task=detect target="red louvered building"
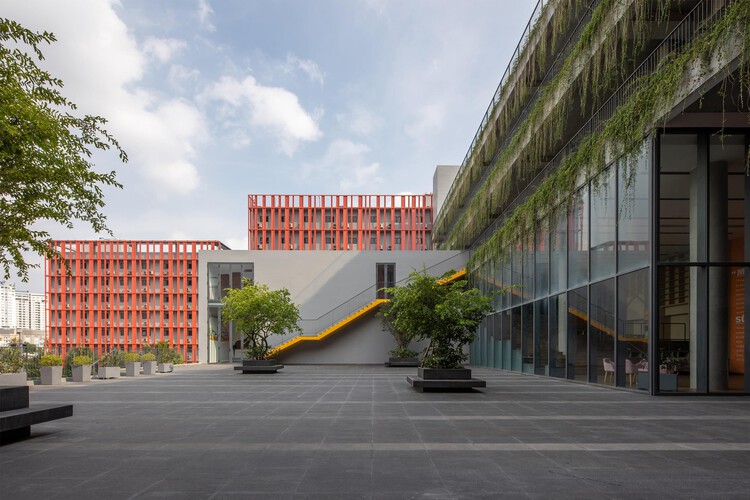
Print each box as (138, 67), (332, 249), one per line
(45, 240), (227, 362)
(247, 194), (432, 251)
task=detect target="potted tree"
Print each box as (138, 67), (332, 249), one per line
(124, 352), (141, 376)
(379, 289), (420, 367)
(141, 353), (157, 375)
(71, 355), (93, 382)
(221, 278), (301, 374)
(39, 354), (63, 385)
(385, 269), (493, 391)
(659, 353), (680, 391)
(98, 349), (122, 379)
(0, 347), (27, 386)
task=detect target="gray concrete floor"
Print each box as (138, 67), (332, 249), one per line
(2, 364), (750, 499)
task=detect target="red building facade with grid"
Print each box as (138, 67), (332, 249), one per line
(248, 194), (432, 251)
(45, 240), (226, 362)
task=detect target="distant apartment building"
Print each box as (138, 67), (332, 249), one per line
(45, 240), (227, 361)
(0, 282), (15, 330)
(247, 194), (432, 251)
(15, 291), (45, 331)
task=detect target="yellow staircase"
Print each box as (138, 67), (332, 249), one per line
(269, 269), (468, 357)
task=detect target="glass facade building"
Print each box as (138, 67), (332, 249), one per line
(434, 0), (750, 394)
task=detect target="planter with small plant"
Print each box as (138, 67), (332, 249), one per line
(141, 353), (157, 375)
(71, 355), (93, 382)
(383, 269), (493, 391)
(124, 352), (141, 376)
(98, 349), (122, 379)
(39, 354), (63, 385)
(0, 347), (27, 386)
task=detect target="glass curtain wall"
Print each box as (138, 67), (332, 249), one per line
(206, 262), (254, 363)
(658, 131), (749, 393)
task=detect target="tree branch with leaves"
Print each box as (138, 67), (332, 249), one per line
(0, 18), (127, 280)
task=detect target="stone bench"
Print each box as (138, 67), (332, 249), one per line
(0, 386), (73, 445)
(234, 359), (284, 374)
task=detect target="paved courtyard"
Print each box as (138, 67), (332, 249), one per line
(2, 364), (750, 499)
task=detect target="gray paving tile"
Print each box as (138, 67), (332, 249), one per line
(2, 364), (750, 499)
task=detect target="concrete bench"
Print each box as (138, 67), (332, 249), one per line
(234, 360), (284, 374)
(0, 386), (73, 445)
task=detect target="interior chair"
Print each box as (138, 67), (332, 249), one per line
(603, 358), (615, 384)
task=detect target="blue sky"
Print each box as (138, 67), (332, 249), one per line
(5, 0), (537, 291)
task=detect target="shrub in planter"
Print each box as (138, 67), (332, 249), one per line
(380, 298), (420, 366)
(221, 279), (301, 362)
(0, 347), (27, 385)
(40, 354), (63, 385)
(71, 355), (93, 382)
(141, 353), (157, 374)
(124, 352), (141, 376)
(98, 349), (123, 379)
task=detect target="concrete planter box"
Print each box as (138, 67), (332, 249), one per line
(125, 362), (141, 377)
(142, 361), (157, 375)
(385, 357), (420, 367)
(40, 366), (63, 385)
(408, 367), (486, 392)
(98, 366), (121, 379)
(72, 364), (92, 382)
(158, 363), (173, 373)
(0, 373), (27, 386)
(234, 359), (284, 374)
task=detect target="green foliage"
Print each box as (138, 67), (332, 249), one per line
(123, 352), (140, 363)
(221, 279), (302, 360)
(141, 353), (156, 362)
(388, 347), (419, 359)
(379, 293), (419, 354)
(71, 355), (92, 366)
(0, 18), (127, 281)
(39, 354), (62, 366)
(385, 269), (493, 369)
(64, 346), (95, 376)
(99, 348), (124, 367)
(142, 342), (183, 364)
(0, 347), (22, 373)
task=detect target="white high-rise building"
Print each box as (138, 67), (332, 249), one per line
(0, 282), (16, 330)
(15, 291), (46, 331)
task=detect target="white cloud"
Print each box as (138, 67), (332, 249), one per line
(167, 64), (201, 93)
(404, 102), (446, 139)
(197, 0), (215, 32)
(201, 75), (322, 155)
(336, 103), (380, 136)
(3, 0), (208, 196)
(318, 139), (384, 192)
(283, 54), (325, 85)
(143, 37), (186, 63)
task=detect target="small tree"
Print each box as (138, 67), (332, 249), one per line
(380, 286), (419, 359)
(0, 18), (127, 281)
(385, 269), (493, 369)
(221, 279), (301, 360)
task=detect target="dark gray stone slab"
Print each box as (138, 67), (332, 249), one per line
(0, 385), (30, 411)
(407, 375), (486, 392)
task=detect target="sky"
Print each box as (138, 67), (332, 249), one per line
(4, 0), (537, 292)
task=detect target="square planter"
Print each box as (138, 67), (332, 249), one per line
(659, 373), (678, 392)
(158, 362), (173, 373)
(385, 357), (420, 367)
(125, 361), (141, 377)
(72, 364), (92, 382)
(418, 367), (472, 380)
(98, 366), (121, 379)
(0, 373), (28, 386)
(408, 367), (486, 392)
(40, 366), (63, 385)
(142, 361), (157, 375)
(234, 359), (284, 374)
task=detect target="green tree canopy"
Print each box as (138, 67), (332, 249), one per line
(221, 279), (302, 360)
(0, 18), (127, 280)
(384, 269), (493, 369)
